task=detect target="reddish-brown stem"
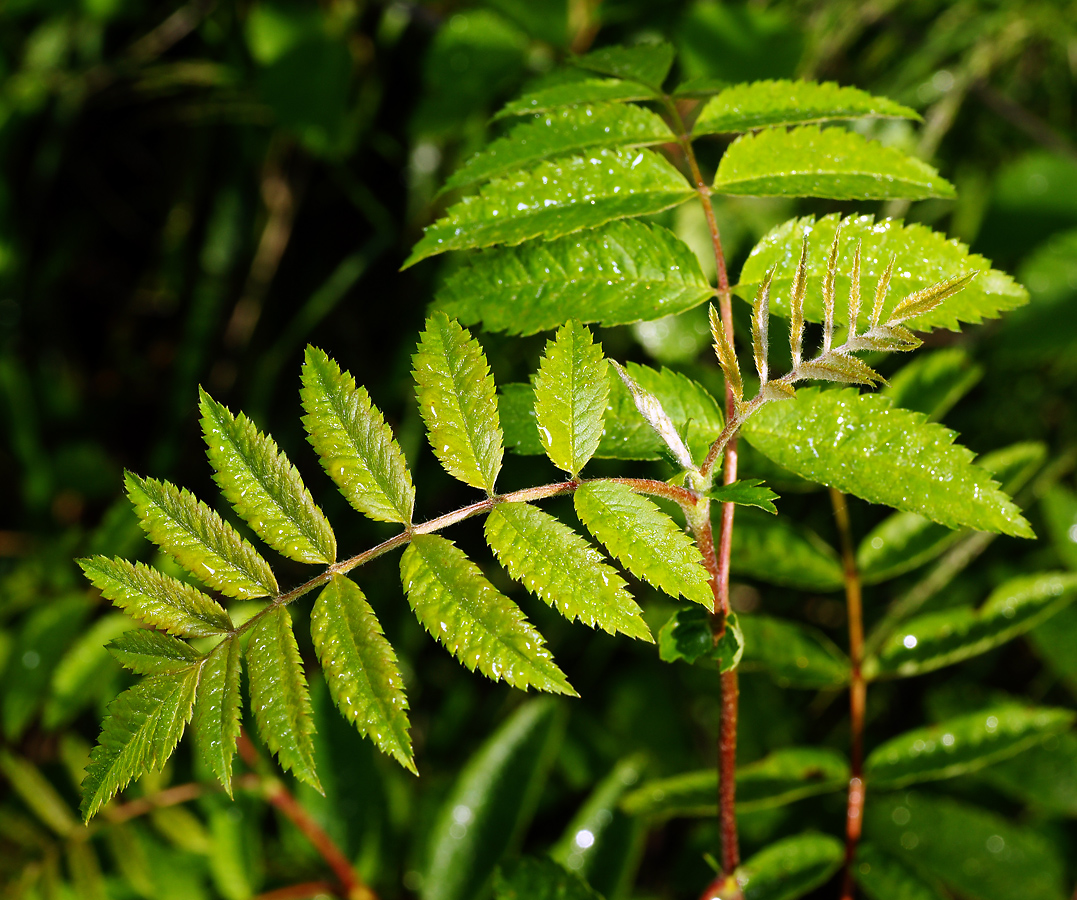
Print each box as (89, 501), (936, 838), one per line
(107, 782), (206, 824)
(830, 489), (865, 900)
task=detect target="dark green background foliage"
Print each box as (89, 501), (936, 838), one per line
(2, 1), (1077, 899)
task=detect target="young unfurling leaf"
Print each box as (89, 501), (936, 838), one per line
(751, 270), (773, 384)
(887, 272), (978, 326)
(790, 235), (808, 367)
(822, 223), (842, 353)
(847, 239), (863, 335)
(709, 303), (743, 405)
(797, 354), (885, 387)
(609, 361), (695, 471)
(871, 256), (896, 329)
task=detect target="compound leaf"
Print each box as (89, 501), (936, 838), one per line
(79, 556), (233, 637)
(731, 509), (844, 591)
(573, 41), (675, 88)
(401, 534), (575, 695)
(534, 321), (608, 476)
(865, 572), (1077, 679)
(301, 346), (414, 524)
(736, 833), (845, 900)
(200, 389), (336, 565)
(437, 219), (713, 335)
(107, 631), (201, 675)
(246, 605), (320, 791)
(486, 502), (651, 641)
(695, 79), (918, 135)
(80, 666), (199, 820)
(574, 480), (713, 606)
(865, 706), (1075, 789)
(311, 575), (414, 772)
(494, 79), (657, 120)
(713, 126), (955, 200)
(743, 389), (1033, 537)
(445, 103), (674, 191)
(414, 313), (504, 494)
(404, 148), (694, 268)
(739, 614), (851, 689)
(736, 214), (1028, 332)
(126, 474), (278, 599)
(192, 636), (243, 796)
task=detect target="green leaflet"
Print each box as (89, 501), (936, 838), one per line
(300, 346), (414, 525)
(192, 636), (243, 796)
(865, 572), (1077, 680)
(573, 41), (675, 87)
(0, 751), (79, 836)
(658, 607), (743, 671)
(574, 480), (713, 606)
(534, 321), (608, 476)
(707, 479), (779, 514)
(854, 844), (947, 900)
(742, 388), (1033, 537)
(444, 103), (674, 191)
(739, 614), (851, 689)
(984, 730), (1077, 817)
(736, 214), (1028, 332)
(401, 533), (575, 695)
(403, 148), (695, 268)
(107, 631), (201, 674)
(437, 220), (713, 336)
(672, 76), (729, 99)
(864, 791), (1065, 900)
(79, 556), (233, 637)
(694, 80), (918, 135)
(199, 390), (337, 565)
(246, 606), (321, 791)
(621, 747), (848, 819)
(494, 79), (657, 119)
(1042, 485), (1077, 570)
(736, 833), (845, 900)
(311, 575), (414, 772)
(882, 348), (984, 421)
(414, 313), (504, 494)
(485, 503), (651, 642)
(80, 666), (200, 820)
(865, 706), (1075, 789)
(424, 699), (565, 900)
(713, 126), (955, 200)
(125, 473), (279, 599)
(1029, 604), (1077, 696)
(501, 362), (723, 462)
(730, 509), (844, 591)
(494, 858), (601, 900)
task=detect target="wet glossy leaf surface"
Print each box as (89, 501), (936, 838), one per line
(739, 614), (851, 688)
(735, 832), (845, 900)
(494, 78), (657, 119)
(573, 41), (675, 87)
(658, 607), (742, 671)
(706, 479), (779, 514)
(192, 637), (243, 796)
(106, 630), (200, 675)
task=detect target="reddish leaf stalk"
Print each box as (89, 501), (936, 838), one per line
(830, 489), (866, 900)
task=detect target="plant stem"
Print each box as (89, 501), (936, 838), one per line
(830, 489), (865, 900)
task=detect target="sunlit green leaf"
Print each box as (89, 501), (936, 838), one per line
(192, 636), (243, 796)
(200, 389), (336, 565)
(854, 843), (947, 900)
(486, 502), (651, 642)
(739, 614), (851, 689)
(731, 508), (843, 590)
(404, 148), (694, 268)
(575, 480), (713, 606)
(714, 127), (954, 200)
(494, 78), (656, 119)
(706, 479), (779, 514)
(401, 533), (575, 695)
(414, 312), (504, 494)
(311, 575), (414, 771)
(125, 474), (279, 599)
(494, 858), (601, 900)
(573, 41), (675, 87)
(300, 346), (414, 524)
(743, 389), (1033, 537)
(736, 832), (845, 900)
(246, 605), (320, 791)
(736, 214), (1028, 332)
(695, 80), (917, 135)
(438, 219), (713, 336)
(658, 607), (742, 672)
(865, 572), (1077, 679)
(107, 630), (200, 675)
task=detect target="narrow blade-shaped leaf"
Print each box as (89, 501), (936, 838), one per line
(739, 614), (851, 689)
(301, 346), (414, 524)
(713, 127), (954, 200)
(414, 313), (503, 493)
(437, 220), (713, 335)
(736, 833), (845, 900)
(0, 751), (79, 836)
(743, 389), (1033, 537)
(311, 575), (414, 772)
(494, 79), (657, 119)
(200, 390), (336, 565)
(192, 636), (243, 796)
(621, 747), (849, 819)
(610, 361), (695, 470)
(731, 508), (843, 591)
(107, 631), (201, 674)
(854, 844), (947, 900)
(574, 480), (712, 606)
(485, 503), (651, 642)
(736, 214), (1028, 332)
(404, 148), (695, 268)
(126, 474), (278, 599)
(797, 353), (884, 387)
(79, 556), (232, 636)
(246, 606), (320, 791)
(445, 103), (674, 191)
(573, 41), (674, 87)
(865, 706), (1075, 789)
(534, 321), (608, 476)
(494, 858), (600, 900)
(865, 572), (1077, 679)
(401, 533), (575, 695)
(695, 80), (918, 135)
(710, 302), (743, 405)
(80, 667), (199, 820)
